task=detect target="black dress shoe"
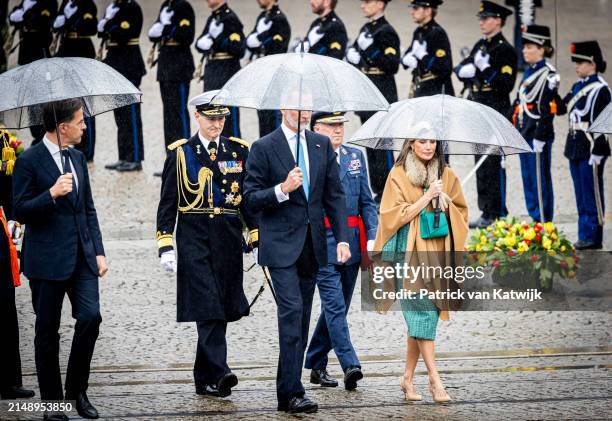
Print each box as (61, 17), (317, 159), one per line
(1, 385), (35, 399)
(104, 160), (125, 170)
(67, 392), (98, 419)
(574, 240), (602, 250)
(469, 215), (495, 229)
(116, 161), (142, 172)
(277, 401), (289, 412)
(344, 366), (363, 390)
(196, 384), (220, 397)
(287, 396), (318, 414)
(217, 372), (238, 397)
(43, 412), (69, 421)
(310, 368), (338, 387)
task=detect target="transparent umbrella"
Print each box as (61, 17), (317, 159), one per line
(589, 102), (612, 134)
(0, 57), (141, 129)
(212, 48), (389, 162)
(349, 95), (531, 155)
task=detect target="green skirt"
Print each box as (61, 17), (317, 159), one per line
(400, 296), (439, 341)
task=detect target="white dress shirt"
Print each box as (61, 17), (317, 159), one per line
(197, 131), (220, 153)
(274, 122), (310, 202)
(42, 136), (79, 191)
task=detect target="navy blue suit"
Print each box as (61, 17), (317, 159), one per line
(244, 127), (349, 403)
(305, 145), (377, 373)
(12, 141), (104, 400)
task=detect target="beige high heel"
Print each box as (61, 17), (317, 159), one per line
(429, 382), (451, 404)
(399, 376), (422, 401)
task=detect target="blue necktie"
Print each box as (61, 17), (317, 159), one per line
(296, 134), (309, 200)
(61, 149), (78, 205)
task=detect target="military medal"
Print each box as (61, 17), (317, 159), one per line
(209, 147), (217, 161)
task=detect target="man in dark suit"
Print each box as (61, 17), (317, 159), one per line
(12, 99), (107, 421)
(244, 107), (351, 414)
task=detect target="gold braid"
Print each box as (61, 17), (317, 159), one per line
(175, 146), (214, 212)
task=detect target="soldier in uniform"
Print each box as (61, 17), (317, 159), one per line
(504, 0), (541, 69)
(195, 0), (245, 139)
(454, 1), (517, 228)
(512, 24), (558, 223)
(557, 41), (610, 250)
(8, 0), (58, 143)
(294, 0), (347, 60)
(401, 0), (454, 97)
(304, 112), (377, 390)
(346, 0), (400, 204)
(0, 141), (35, 401)
(148, 0), (195, 176)
(52, 0), (98, 162)
(246, 0), (290, 137)
(156, 91), (258, 397)
(8, 0), (57, 65)
(98, 0), (146, 172)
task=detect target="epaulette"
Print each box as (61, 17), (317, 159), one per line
(167, 139), (188, 151)
(229, 136), (250, 149)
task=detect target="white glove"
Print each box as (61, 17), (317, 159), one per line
(367, 240), (375, 252)
(307, 25), (324, 47)
(474, 50), (491, 71)
(256, 16), (272, 34)
(500, 156), (506, 169)
(23, 0), (37, 12)
(196, 33), (213, 51)
(159, 6), (174, 26)
(246, 32), (261, 49)
(209, 19), (224, 39)
(64, 0), (78, 19)
(411, 40), (428, 60)
(9, 8), (25, 23)
(7, 221), (22, 246)
(547, 73), (560, 91)
(97, 18), (107, 33)
(402, 52), (417, 69)
(346, 47), (361, 65)
(294, 40), (310, 53)
(148, 21), (164, 38)
(533, 139), (546, 153)
(160, 250), (177, 273)
(457, 63), (476, 79)
(589, 154), (604, 166)
(105, 3), (119, 19)
(53, 14), (66, 29)
(357, 31), (373, 50)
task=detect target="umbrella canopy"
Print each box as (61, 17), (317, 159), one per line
(589, 102), (612, 134)
(0, 57), (141, 129)
(211, 52), (389, 112)
(349, 95), (532, 155)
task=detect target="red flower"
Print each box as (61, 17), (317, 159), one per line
(535, 234), (541, 242)
(530, 255), (538, 262)
(534, 224), (542, 233)
(560, 261), (569, 269)
(492, 260), (500, 268)
(507, 250), (516, 257)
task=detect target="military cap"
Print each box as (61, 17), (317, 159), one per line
(410, 0), (443, 8)
(189, 90), (230, 118)
(477, 1), (513, 19)
(521, 24), (552, 49)
(571, 41), (607, 72)
(311, 111), (349, 130)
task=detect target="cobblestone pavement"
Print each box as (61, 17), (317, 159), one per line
(4, 0), (612, 419)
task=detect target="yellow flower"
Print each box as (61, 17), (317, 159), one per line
(486, 226), (492, 232)
(517, 241), (529, 253)
(560, 245), (566, 252)
(551, 232), (558, 240)
(523, 228), (536, 241)
(504, 236), (517, 248)
(480, 235), (487, 244)
(547, 250), (556, 256)
(496, 220), (507, 229)
(544, 222), (555, 234)
(542, 237), (552, 250)
(475, 244), (482, 252)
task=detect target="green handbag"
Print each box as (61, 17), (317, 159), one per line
(420, 207), (449, 239)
